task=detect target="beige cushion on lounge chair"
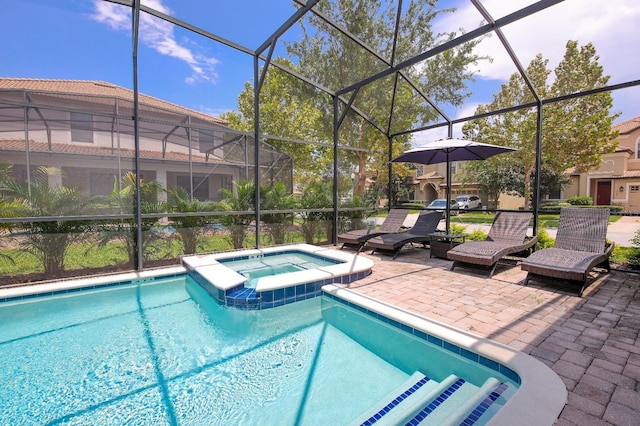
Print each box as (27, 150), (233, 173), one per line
(367, 210), (443, 259)
(521, 207), (613, 296)
(448, 211), (537, 277)
(337, 208), (409, 252)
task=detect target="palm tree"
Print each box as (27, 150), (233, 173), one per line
(219, 180), (255, 249)
(260, 181), (295, 245)
(0, 166), (96, 276)
(167, 186), (219, 254)
(96, 172), (167, 267)
(298, 182), (333, 244)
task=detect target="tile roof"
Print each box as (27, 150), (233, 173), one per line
(615, 170), (640, 178)
(612, 116), (640, 135)
(0, 138), (230, 164)
(0, 78), (227, 126)
(415, 171), (443, 180)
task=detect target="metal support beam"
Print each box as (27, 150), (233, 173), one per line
(337, 0), (563, 96)
(333, 95), (339, 245)
(132, 0), (144, 271)
(533, 103), (543, 236)
(254, 54), (262, 248)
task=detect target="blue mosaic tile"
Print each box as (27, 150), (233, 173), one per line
(427, 335), (443, 346)
(479, 356), (500, 371)
(359, 375), (431, 425)
(284, 286), (295, 299)
(459, 382), (509, 425)
(443, 341), (460, 354)
(261, 290), (274, 303)
(274, 288), (284, 301)
(461, 348), (479, 362)
(499, 365), (520, 384)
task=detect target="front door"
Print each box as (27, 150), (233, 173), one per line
(596, 181), (611, 205)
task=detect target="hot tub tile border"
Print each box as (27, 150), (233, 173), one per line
(188, 266), (372, 310)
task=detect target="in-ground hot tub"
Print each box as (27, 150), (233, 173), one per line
(182, 244), (373, 309)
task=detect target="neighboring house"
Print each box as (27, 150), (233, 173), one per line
(409, 117), (640, 211)
(564, 116), (640, 212)
(409, 163), (492, 208)
(0, 78), (292, 202)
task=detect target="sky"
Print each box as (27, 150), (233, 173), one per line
(2, 0), (639, 144)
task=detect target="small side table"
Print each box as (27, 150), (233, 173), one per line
(428, 233), (467, 259)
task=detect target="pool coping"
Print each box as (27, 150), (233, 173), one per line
(322, 284), (568, 426)
(0, 267), (187, 302)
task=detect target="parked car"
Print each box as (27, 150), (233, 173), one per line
(426, 198), (460, 216)
(455, 195), (482, 210)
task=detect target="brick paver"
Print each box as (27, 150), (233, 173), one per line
(335, 245), (640, 425)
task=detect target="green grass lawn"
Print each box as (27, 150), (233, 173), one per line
(0, 214), (635, 280)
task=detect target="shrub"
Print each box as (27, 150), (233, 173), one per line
(398, 202), (426, 210)
(539, 201), (571, 210)
(536, 225), (555, 249)
(450, 223), (467, 235)
(567, 196), (593, 206)
(466, 227), (488, 241)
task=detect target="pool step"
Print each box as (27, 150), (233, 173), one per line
(350, 373), (460, 426)
(352, 373), (512, 426)
(451, 381), (516, 426)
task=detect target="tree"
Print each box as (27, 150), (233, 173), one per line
(462, 156), (523, 209)
(297, 180), (333, 244)
(221, 59), (328, 186)
(227, 1), (484, 194)
(260, 181), (296, 245)
(167, 187), (219, 255)
(218, 180), (255, 249)
(96, 172), (168, 267)
(0, 166), (96, 276)
(463, 41), (619, 208)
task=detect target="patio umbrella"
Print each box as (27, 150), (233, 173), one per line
(392, 138), (517, 233)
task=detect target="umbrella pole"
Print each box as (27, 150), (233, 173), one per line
(445, 150), (451, 234)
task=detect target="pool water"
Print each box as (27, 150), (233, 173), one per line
(0, 275), (516, 425)
(219, 252), (339, 288)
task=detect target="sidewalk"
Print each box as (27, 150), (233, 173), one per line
(393, 213), (640, 247)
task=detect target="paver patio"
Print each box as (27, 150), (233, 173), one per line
(336, 246), (640, 425)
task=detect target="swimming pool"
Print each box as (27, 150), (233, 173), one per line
(182, 244), (374, 309)
(0, 267), (566, 425)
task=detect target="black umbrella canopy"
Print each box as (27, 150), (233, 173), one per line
(392, 138), (517, 164)
(392, 138), (517, 233)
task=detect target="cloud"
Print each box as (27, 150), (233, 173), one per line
(91, 0), (219, 84)
(432, 0), (640, 121)
(436, 0), (640, 83)
(411, 102), (482, 147)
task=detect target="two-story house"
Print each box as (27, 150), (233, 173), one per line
(0, 78), (292, 201)
(564, 116), (640, 212)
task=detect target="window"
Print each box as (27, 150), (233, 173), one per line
(70, 112), (93, 143)
(176, 175), (209, 201)
(631, 185), (639, 193)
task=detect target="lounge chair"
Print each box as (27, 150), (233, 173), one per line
(448, 211), (537, 277)
(337, 208), (409, 252)
(366, 210), (443, 258)
(521, 207), (614, 296)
